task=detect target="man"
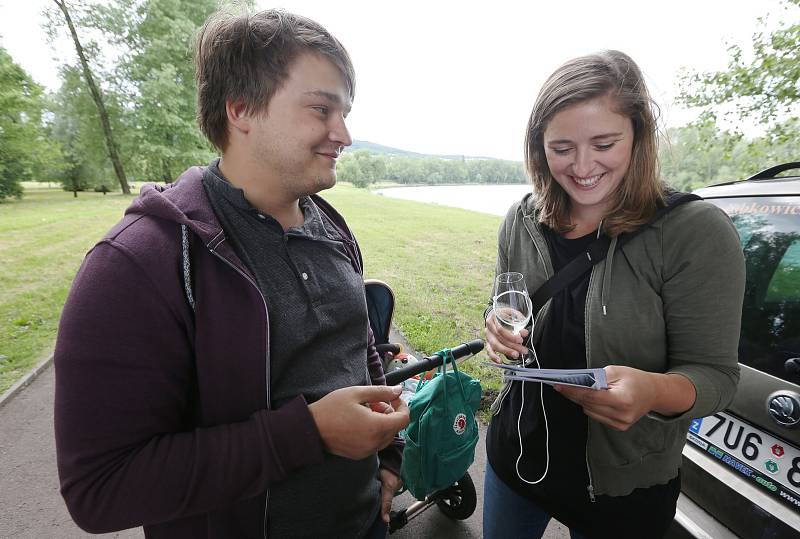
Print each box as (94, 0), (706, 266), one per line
(54, 8), (408, 538)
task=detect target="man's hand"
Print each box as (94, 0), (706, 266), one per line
(379, 468), (402, 523)
(484, 309), (529, 364)
(309, 385), (410, 460)
(555, 365), (696, 431)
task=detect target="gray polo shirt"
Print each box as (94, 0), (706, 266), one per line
(202, 163), (380, 538)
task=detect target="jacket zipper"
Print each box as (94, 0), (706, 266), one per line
(208, 245), (273, 538)
(522, 213), (553, 342)
(584, 262), (598, 502)
(495, 214), (554, 411)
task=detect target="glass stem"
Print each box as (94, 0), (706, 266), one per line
(514, 330), (528, 366)
(522, 327), (536, 367)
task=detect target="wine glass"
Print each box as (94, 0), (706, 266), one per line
(493, 272), (532, 365)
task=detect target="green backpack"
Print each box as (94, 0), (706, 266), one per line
(400, 350), (482, 499)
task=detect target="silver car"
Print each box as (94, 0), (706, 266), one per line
(670, 163), (800, 538)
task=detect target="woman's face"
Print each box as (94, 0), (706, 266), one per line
(543, 94), (634, 220)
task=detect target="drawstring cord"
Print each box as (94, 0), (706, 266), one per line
(181, 224), (196, 312)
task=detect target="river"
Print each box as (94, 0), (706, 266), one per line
(372, 184), (532, 217)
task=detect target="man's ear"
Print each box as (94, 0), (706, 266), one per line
(226, 101), (252, 134)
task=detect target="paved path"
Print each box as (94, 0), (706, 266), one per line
(0, 364), (140, 538)
(0, 359), (568, 538)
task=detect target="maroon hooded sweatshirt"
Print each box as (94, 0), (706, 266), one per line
(53, 167), (401, 537)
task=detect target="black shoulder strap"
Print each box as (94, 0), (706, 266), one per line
(529, 234), (611, 315)
(529, 192), (700, 315)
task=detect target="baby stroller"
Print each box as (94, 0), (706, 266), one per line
(364, 279), (484, 533)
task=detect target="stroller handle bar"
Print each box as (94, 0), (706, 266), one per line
(384, 339), (484, 386)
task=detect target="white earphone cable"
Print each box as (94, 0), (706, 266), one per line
(514, 336), (549, 485)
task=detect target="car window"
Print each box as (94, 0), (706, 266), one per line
(766, 242), (800, 302)
(709, 197), (800, 387)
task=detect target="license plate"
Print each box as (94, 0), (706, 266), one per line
(687, 411), (800, 513)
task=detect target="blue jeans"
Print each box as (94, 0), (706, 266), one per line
(483, 462), (588, 539)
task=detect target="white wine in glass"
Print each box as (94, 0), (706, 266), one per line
(493, 272), (532, 365)
(494, 294), (532, 334)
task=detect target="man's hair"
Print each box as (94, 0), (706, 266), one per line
(524, 50), (665, 236)
(193, 8), (355, 151)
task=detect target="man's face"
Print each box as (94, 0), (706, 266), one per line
(248, 52), (353, 198)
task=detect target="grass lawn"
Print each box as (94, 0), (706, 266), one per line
(0, 184), (505, 396)
(0, 189), (136, 393)
(326, 185), (503, 392)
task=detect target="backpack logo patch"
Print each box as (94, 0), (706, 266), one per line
(453, 413), (467, 435)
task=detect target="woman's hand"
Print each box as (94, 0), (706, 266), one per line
(554, 365), (696, 431)
(484, 309), (530, 364)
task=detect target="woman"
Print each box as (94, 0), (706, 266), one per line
(482, 50), (745, 539)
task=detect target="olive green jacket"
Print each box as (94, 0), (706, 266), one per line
(490, 193), (745, 497)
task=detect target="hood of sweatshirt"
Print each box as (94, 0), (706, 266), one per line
(123, 166), (224, 246)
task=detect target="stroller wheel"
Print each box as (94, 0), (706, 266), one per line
(434, 472), (477, 520)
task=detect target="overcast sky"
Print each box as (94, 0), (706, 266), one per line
(0, 0), (789, 160)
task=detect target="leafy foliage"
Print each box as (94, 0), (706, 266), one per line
(660, 120), (799, 190)
(46, 0), (219, 188)
(49, 65), (130, 193)
(678, 0), (799, 145)
(338, 151), (526, 188)
(51, 0), (131, 194)
(109, 0), (219, 182)
(0, 47), (62, 199)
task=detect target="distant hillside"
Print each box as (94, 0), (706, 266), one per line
(348, 140), (500, 161)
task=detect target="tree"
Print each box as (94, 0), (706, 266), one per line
(52, 0), (131, 194)
(677, 0), (800, 145)
(0, 46), (62, 199)
(448, 161), (468, 183)
(106, 0), (219, 182)
(386, 156), (424, 184)
(46, 0), (224, 186)
(352, 150), (386, 185)
(660, 121), (730, 190)
(50, 66), (129, 194)
(336, 154), (365, 186)
(659, 120), (799, 190)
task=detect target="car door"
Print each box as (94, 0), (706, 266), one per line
(679, 195), (800, 538)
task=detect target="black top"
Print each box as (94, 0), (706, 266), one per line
(487, 225), (680, 538)
(516, 226), (594, 504)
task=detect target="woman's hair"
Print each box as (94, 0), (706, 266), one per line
(194, 8), (355, 152)
(524, 50), (665, 236)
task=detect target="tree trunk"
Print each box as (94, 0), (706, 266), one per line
(54, 0), (130, 195)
